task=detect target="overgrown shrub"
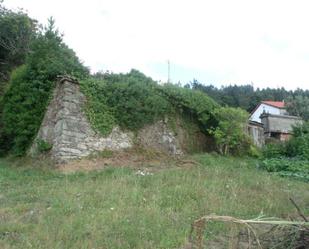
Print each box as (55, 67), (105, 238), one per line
(36, 139), (52, 153)
(262, 122), (309, 160)
(261, 158), (309, 182)
(285, 122), (309, 160)
(81, 70), (172, 133)
(81, 71), (220, 136)
(260, 122), (309, 181)
(261, 142), (286, 159)
(208, 107), (251, 155)
(103, 70), (172, 130)
(81, 73), (254, 156)
(0, 18), (88, 155)
(159, 84), (219, 133)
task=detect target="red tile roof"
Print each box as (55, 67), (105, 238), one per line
(262, 101), (285, 108)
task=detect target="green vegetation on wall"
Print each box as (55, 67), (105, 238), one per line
(0, 4), (253, 157)
(0, 18), (89, 155)
(80, 70), (218, 135)
(159, 83), (219, 134)
(80, 70), (173, 135)
(80, 71), (252, 156)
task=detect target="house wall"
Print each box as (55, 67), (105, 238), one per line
(250, 104), (282, 123)
(261, 114), (302, 134)
(279, 133), (292, 142)
(247, 123), (264, 147)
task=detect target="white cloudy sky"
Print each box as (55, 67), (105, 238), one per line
(4, 0), (309, 89)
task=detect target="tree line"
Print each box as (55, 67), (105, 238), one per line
(185, 79), (309, 120)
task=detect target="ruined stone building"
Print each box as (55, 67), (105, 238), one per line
(30, 76), (209, 163)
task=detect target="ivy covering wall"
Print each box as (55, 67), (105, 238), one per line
(80, 70), (219, 137)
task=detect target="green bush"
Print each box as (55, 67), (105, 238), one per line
(208, 107), (251, 155)
(159, 84), (219, 133)
(36, 139), (52, 153)
(262, 142), (286, 159)
(263, 122), (309, 160)
(260, 122), (309, 181)
(81, 70), (172, 133)
(285, 135), (309, 160)
(0, 18), (88, 155)
(261, 157), (309, 182)
(285, 122), (309, 160)
(103, 70), (172, 130)
(247, 145), (262, 158)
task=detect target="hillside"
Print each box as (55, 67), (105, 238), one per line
(0, 154), (308, 249)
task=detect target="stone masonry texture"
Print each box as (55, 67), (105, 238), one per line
(31, 77), (206, 163)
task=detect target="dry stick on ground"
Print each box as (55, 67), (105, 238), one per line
(189, 214), (309, 249)
(289, 197), (308, 222)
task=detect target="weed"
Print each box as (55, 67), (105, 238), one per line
(0, 154), (308, 248)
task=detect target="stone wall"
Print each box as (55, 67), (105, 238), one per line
(31, 77), (208, 163)
(30, 77), (133, 162)
(137, 116), (210, 155)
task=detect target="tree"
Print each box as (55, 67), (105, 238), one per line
(209, 107), (250, 155)
(0, 4), (37, 83)
(1, 17), (89, 155)
(286, 95), (309, 121)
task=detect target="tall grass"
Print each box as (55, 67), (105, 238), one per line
(0, 154), (308, 248)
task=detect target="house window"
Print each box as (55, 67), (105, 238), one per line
(269, 132), (280, 139)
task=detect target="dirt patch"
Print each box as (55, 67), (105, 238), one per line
(56, 148), (199, 173)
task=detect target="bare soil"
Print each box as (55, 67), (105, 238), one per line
(56, 148), (199, 173)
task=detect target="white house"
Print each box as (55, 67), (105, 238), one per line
(249, 101), (287, 123)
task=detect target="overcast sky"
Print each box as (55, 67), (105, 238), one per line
(4, 0), (309, 89)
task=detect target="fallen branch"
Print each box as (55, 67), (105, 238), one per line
(188, 214), (309, 249)
(289, 197), (308, 222)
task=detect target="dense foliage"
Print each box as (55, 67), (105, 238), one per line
(159, 83), (219, 133)
(80, 71), (253, 156)
(261, 122), (309, 181)
(0, 2), (37, 84)
(81, 70), (218, 134)
(81, 70), (172, 134)
(208, 107), (251, 155)
(286, 95), (309, 121)
(261, 158), (309, 182)
(0, 18), (88, 155)
(0, 3), (38, 155)
(262, 122), (309, 160)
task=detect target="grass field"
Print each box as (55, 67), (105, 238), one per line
(0, 154), (308, 248)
